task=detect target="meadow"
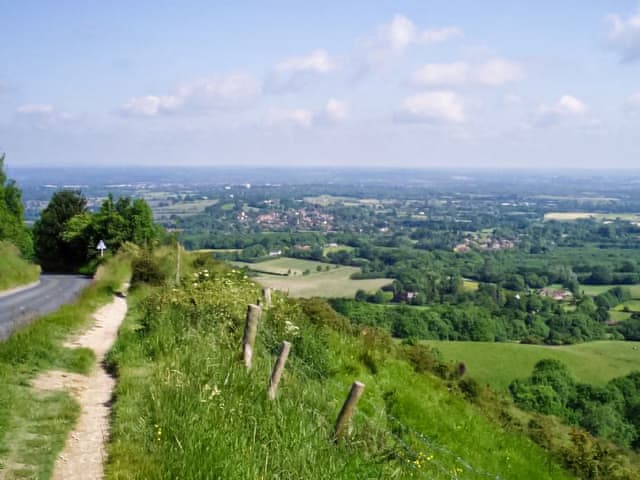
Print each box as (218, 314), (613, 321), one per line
(426, 340), (640, 391)
(233, 257), (392, 298)
(150, 199), (218, 220)
(544, 212), (640, 222)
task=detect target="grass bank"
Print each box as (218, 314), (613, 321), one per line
(106, 254), (573, 479)
(0, 241), (40, 292)
(0, 253), (131, 479)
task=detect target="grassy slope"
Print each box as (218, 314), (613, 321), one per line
(427, 340), (640, 391)
(0, 241), (40, 292)
(106, 256), (571, 480)
(0, 254), (131, 479)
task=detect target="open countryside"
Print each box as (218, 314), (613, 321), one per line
(5, 2), (640, 479)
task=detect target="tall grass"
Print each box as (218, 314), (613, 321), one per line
(0, 241), (40, 291)
(106, 256), (571, 479)
(0, 253), (131, 479)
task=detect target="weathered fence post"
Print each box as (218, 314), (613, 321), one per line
(333, 381), (365, 442)
(242, 304), (262, 369)
(267, 341), (291, 400)
(263, 287), (272, 308)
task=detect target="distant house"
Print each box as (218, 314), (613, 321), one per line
(268, 250), (282, 257)
(538, 287), (573, 301)
(454, 244), (471, 253)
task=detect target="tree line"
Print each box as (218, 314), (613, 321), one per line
(34, 191), (159, 272)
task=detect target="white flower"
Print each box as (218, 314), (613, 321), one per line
(285, 320), (300, 335)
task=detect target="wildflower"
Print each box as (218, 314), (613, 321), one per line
(285, 320), (300, 335)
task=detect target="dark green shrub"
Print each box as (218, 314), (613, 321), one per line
(459, 377), (481, 401)
(131, 252), (166, 286)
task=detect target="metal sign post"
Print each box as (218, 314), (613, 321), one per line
(96, 240), (107, 257)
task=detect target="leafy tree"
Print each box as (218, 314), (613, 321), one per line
(34, 190), (87, 271)
(0, 154), (32, 256)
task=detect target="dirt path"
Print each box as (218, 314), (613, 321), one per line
(32, 293), (128, 480)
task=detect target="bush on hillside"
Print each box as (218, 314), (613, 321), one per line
(131, 251), (166, 286)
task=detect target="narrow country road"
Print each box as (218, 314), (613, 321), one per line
(0, 274), (92, 340)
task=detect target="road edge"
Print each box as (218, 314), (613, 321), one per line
(0, 279), (41, 299)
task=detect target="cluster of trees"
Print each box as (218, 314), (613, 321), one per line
(34, 191), (158, 272)
(0, 155), (32, 256)
(510, 359), (640, 450)
(330, 289), (608, 344)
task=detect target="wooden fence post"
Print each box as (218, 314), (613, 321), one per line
(267, 341), (291, 400)
(263, 287), (272, 308)
(333, 381), (365, 442)
(242, 304), (262, 369)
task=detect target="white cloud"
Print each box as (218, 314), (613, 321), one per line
(15, 104), (73, 125)
(266, 108), (314, 127)
(534, 95), (589, 126)
(362, 15), (462, 71)
(17, 104), (56, 115)
(473, 58), (524, 86)
(324, 99), (348, 121)
(121, 74), (261, 116)
(625, 92), (640, 111)
(379, 14), (417, 52)
(266, 49), (337, 93)
(274, 49), (337, 74)
(411, 58), (523, 87)
(121, 95), (181, 116)
(411, 62), (469, 86)
(376, 15), (462, 53)
(399, 91), (465, 123)
(607, 11), (640, 61)
(267, 99), (349, 127)
(420, 26), (463, 44)
(317, 98), (349, 125)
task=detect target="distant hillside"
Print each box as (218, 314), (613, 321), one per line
(0, 241), (40, 292)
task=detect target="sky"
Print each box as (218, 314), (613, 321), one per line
(1, 1), (640, 169)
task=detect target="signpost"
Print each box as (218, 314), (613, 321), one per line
(96, 240), (107, 257)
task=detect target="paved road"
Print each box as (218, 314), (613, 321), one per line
(0, 274), (92, 340)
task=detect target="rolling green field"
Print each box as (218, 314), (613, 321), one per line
(150, 199), (218, 219)
(426, 340), (640, 391)
(463, 278), (479, 291)
(322, 244), (354, 255)
(544, 212), (639, 222)
(233, 257), (392, 297)
(549, 283), (640, 298)
(614, 299), (640, 312)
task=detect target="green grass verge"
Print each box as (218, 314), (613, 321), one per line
(0, 254), (131, 479)
(105, 257), (570, 479)
(0, 241), (40, 292)
(426, 340), (640, 392)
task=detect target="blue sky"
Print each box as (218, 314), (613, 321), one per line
(1, 1), (640, 168)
